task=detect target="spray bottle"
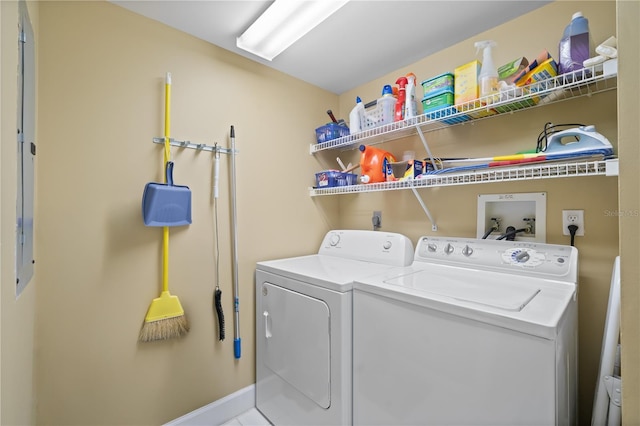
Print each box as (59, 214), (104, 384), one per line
(405, 73), (418, 119)
(349, 96), (365, 134)
(475, 40), (499, 104)
(394, 76), (408, 121)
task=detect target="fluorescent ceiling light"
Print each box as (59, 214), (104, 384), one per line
(237, 0), (349, 61)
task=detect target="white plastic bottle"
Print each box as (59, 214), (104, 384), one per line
(475, 40), (499, 104)
(349, 96), (365, 134)
(377, 84), (396, 127)
(405, 73), (418, 118)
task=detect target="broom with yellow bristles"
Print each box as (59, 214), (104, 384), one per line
(139, 72), (189, 343)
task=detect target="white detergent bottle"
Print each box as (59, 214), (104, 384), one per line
(349, 96), (365, 134)
(475, 40), (499, 104)
(559, 12), (590, 75)
(377, 84), (396, 126)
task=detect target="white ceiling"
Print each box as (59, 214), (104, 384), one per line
(110, 1), (550, 94)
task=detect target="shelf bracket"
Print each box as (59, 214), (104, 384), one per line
(415, 125), (440, 170)
(152, 137), (236, 155)
(410, 183), (437, 231)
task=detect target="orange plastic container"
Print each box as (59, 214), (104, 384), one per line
(359, 145), (396, 183)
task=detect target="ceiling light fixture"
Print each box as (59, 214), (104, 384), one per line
(237, 0), (349, 61)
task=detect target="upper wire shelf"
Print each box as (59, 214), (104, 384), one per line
(310, 65), (617, 154)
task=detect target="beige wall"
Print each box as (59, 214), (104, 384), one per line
(337, 2), (619, 422)
(0, 0), (636, 425)
(34, 1), (338, 424)
(1, 1), (39, 425)
(618, 0), (640, 423)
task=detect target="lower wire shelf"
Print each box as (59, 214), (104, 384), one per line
(309, 159), (618, 197)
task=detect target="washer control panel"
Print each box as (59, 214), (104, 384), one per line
(416, 236), (577, 280)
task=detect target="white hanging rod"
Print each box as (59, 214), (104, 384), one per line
(152, 137), (237, 155)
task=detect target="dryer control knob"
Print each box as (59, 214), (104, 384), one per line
(462, 245), (473, 257)
(329, 234), (340, 246)
(444, 243), (454, 255)
(427, 243), (437, 252)
(383, 241), (392, 250)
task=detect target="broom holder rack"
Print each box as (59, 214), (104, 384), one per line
(152, 137), (237, 155)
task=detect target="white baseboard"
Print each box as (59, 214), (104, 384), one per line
(165, 384), (256, 426)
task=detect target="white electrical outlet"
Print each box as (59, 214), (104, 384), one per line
(562, 210), (584, 236)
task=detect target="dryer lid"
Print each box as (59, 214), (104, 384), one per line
(384, 270), (541, 312)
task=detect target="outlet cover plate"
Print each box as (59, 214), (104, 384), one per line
(562, 210), (585, 236)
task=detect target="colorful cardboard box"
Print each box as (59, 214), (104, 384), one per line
(454, 60), (481, 106)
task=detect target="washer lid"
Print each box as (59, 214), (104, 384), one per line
(355, 263), (576, 339)
(385, 270), (541, 312)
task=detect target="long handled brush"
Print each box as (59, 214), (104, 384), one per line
(213, 144), (225, 341)
(139, 72), (189, 343)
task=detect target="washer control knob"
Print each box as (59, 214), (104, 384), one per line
(515, 250), (530, 263)
(427, 243), (437, 252)
(329, 234), (340, 246)
(383, 241), (392, 250)
(444, 243), (454, 255)
(462, 245), (473, 257)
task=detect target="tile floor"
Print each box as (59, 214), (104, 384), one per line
(221, 407), (271, 426)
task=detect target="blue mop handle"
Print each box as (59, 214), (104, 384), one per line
(234, 295), (241, 359)
(230, 125), (241, 360)
(234, 338), (241, 359)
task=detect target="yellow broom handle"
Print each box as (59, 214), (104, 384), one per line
(164, 73), (171, 167)
(162, 227), (169, 293)
(162, 72), (171, 293)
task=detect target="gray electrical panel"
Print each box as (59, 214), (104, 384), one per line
(16, 0), (35, 296)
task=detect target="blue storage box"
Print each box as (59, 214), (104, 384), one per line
(421, 72), (454, 98)
(422, 89), (471, 125)
(315, 170), (358, 188)
(315, 123), (350, 143)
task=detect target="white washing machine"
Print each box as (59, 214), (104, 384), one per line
(255, 230), (414, 426)
(353, 236), (578, 426)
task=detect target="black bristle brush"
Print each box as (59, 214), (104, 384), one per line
(214, 286), (225, 341)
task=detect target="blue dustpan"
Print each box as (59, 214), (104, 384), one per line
(142, 161), (192, 227)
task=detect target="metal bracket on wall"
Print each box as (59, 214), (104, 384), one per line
(152, 137), (237, 155)
(412, 125), (438, 230)
(409, 184), (437, 231)
(414, 124), (440, 171)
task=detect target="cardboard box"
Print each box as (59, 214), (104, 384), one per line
(498, 57), (529, 84)
(454, 60), (481, 106)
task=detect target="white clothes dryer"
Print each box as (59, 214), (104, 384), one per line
(353, 236), (578, 426)
(255, 230), (414, 426)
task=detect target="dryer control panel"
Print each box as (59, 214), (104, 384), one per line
(319, 230), (414, 267)
(416, 236), (577, 281)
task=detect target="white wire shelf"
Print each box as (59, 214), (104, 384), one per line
(310, 65), (618, 154)
(309, 159), (618, 197)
